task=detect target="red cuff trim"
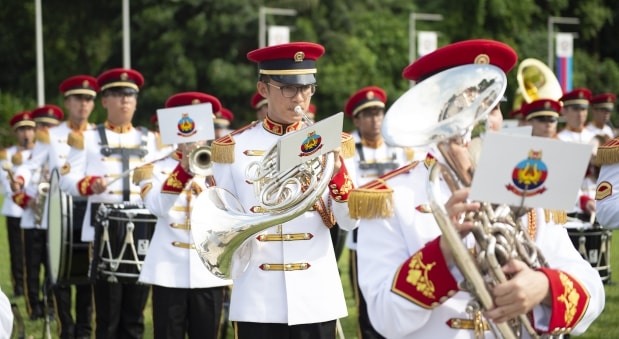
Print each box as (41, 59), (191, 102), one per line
(579, 195), (592, 212)
(329, 159), (354, 202)
(161, 163), (192, 193)
(391, 236), (458, 309)
(77, 176), (99, 196)
(12, 192), (31, 208)
(537, 268), (590, 334)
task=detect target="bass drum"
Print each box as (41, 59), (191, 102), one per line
(47, 168), (91, 285)
(565, 219), (612, 283)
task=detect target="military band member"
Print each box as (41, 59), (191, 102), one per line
(14, 75), (98, 338)
(12, 104), (63, 320)
(586, 93), (616, 139)
(350, 39), (605, 338)
(0, 111), (35, 298)
(58, 68), (158, 339)
(557, 88), (595, 144)
(208, 42), (358, 339)
(135, 92), (232, 339)
(594, 129), (619, 228)
(521, 99), (560, 139)
(343, 85), (413, 339)
(251, 91), (268, 121)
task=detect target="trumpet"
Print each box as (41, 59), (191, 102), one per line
(188, 145), (213, 176)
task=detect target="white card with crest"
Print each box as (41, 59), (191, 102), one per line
(276, 112), (344, 172)
(156, 103), (215, 145)
(469, 133), (593, 210)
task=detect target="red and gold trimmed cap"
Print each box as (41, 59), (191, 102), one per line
(521, 99), (561, 121)
(559, 88), (591, 109)
(9, 111), (35, 130)
(247, 42), (325, 85)
(251, 92), (268, 110)
(215, 108), (234, 128)
(165, 92), (222, 112)
(96, 68), (144, 93)
(591, 93), (616, 111)
(509, 108), (524, 120)
(32, 104), (64, 125)
(402, 39), (518, 83)
(344, 86), (387, 118)
(59, 75), (99, 97)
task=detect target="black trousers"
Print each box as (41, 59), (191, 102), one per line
(53, 283), (93, 339)
(234, 320), (337, 339)
(349, 247), (385, 339)
(5, 216), (25, 296)
(23, 228), (49, 318)
(94, 280), (149, 339)
(151, 285), (227, 339)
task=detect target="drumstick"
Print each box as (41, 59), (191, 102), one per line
(590, 211), (596, 226)
(106, 167), (135, 186)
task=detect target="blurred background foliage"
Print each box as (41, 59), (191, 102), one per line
(1, 0), (619, 146)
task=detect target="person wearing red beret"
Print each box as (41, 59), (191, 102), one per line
(204, 42), (359, 339)
(13, 75), (99, 338)
(58, 68), (159, 339)
(586, 93), (616, 139)
(251, 91), (268, 121)
(0, 111), (35, 301)
(350, 39), (604, 338)
(133, 92), (232, 339)
(557, 88), (595, 144)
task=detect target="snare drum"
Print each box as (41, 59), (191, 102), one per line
(566, 221), (612, 283)
(47, 168), (91, 285)
(91, 203), (156, 283)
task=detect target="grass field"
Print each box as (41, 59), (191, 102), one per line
(1, 193), (617, 338)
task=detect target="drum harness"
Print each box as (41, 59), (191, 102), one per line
(97, 124), (149, 201)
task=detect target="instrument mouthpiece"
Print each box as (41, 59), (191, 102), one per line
(294, 106), (304, 116)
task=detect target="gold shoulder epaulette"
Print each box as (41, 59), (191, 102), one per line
(595, 137), (619, 165)
(349, 161), (420, 219)
(132, 163), (154, 185)
(543, 209), (567, 225)
(67, 131), (84, 150)
(340, 132), (355, 159)
(35, 128), (51, 144)
(0, 148), (7, 161)
(211, 121), (259, 164)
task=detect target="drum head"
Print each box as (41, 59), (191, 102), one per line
(46, 168), (70, 285)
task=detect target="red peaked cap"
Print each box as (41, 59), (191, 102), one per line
(402, 39), (518, 82)
(521, 99), (561, 121)
(32, 104), (64, 125)
(59, 75), (99, 97)
(247, 42), (325, 85)
(344, 86), (387, 118)
(560, 88), (592, 109)
(165, 92), (223, 114)
(215, 108), (234, 127)
(591, 93), (616, 110)
(251, 92), (268, 109)
(10, 111), (36, 130)
(97, 68), (144, 93)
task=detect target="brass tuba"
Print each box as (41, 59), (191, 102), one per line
(191, 107), (335, 279)
(382, 64), (545, 339)
(512, 58), (563, 111)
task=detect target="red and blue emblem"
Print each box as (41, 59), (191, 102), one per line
(177, 113), (197, 137)
(299, 131), (323, 157)
(506, 150), (548, 197)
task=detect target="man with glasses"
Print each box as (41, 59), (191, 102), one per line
(59, 68), (157, 339)
(208, 41), (358, 339)
(521, 98), (560, 138)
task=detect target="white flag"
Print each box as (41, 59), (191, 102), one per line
(417, 31), (438, 57)
(556, 33), (574, 58)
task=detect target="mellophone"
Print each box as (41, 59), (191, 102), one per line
(564, 218), (612, 283)
(46, 168), (157, 284)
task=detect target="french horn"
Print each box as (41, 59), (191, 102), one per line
(191, 108), (335, 279)
(382, 64), (545, 339)
(512, 58), (563, 110)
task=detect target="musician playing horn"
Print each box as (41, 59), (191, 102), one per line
(133, 92), (232, 339)
(349, 39), (605, 338)
(58, 68), (158, 339)
(206, 41), (358, 339)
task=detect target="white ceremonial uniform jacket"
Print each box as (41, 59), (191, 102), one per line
(1, 146), (30, 218)
(210, 119), (358, 325)
(585, 123), (614, 139)
(136, 153), (232, 289)
(355, 158), (605, 338)
(59, 123), (158, 242)
(596, 158), (619, 228)
(557, 128), (595, 144)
